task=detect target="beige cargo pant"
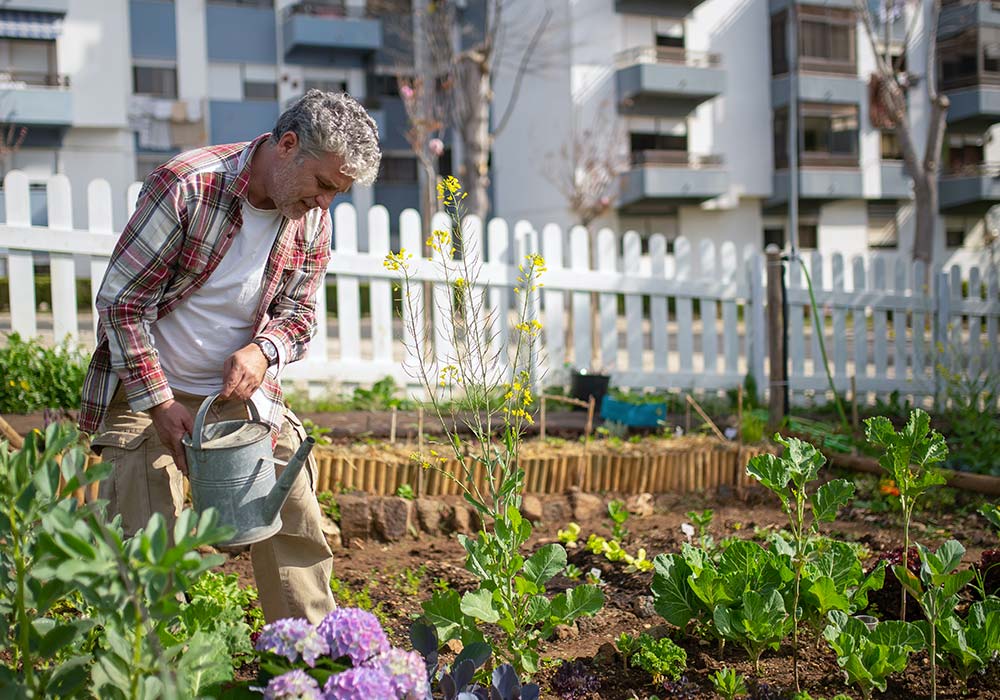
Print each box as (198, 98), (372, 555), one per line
(93, 387), (336, 624)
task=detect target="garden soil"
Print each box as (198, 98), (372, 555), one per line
(218, 491), (998, 700)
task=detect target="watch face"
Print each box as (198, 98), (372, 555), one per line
(257, 340), (277, 362)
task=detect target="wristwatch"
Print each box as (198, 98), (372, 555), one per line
(253, 337), (279, 367)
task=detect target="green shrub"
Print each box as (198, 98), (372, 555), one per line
(0, 333), (90, 413)
(0, 276), (93, 312)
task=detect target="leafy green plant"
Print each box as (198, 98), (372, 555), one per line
(865, 409), (947, 619)
(396, 483), (415, 499)
(980, 503), (1000, 537)
(626, 633), (686, 684)
(935, 341), (1000, 475)
(933, 596), (1000, 684)
(747, 435), (855, 686)
(894, 540), (978, 699)
(741, 409), (767, 444)
(584, 533), (653, 573)
(329, 574), (389, 629)
(388, 178), (602, 677)
(822, 610), (924, 700)
(0, 423), (237, 698)
(0, 333), (90, 412)
(796, 537), (886, 638)
(317, 490), (340, 523)
(710, 667), (748, 700)
(651, 540), (793, 668)
(300, 418), (332, 446)
(173, 571), (262, 669)
(349, 375), (414, 411)
(615, 632), (641, 670)
(686, 508), (714, 550)
(564, 563), (582, 581)
(557, 521), (580, 545)
(396, 565), (426, 597)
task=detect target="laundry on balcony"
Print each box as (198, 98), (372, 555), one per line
(0, 10), (63, 41)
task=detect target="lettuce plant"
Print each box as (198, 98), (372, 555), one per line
(626, 633), (686, 684)
(747, 436), (855, 687)
(864, 409), (947, 620)
(710, 667), (747, 700)
(822, 610), (924, 700)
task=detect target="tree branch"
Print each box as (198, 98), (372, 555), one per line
(493, 8), (552, 137)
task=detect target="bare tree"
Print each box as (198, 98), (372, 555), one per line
(543, 102), (629, 229)
(0, 122), (27, 178)
(857, 0), (948, 270)
(397, 74), (446, 236)
(418, 0), (553, 222)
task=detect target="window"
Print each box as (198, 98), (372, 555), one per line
(379, 155), (417, 184)
(867, 203), (898, 248)
(629, 131), (687, 162)
(207, 0), (274, 7)
(771, 11), (788, 76)
(773, 109), (789, 168)
(764, 227), (785, 249)
(983, 28), (1000, 75)
(801, 103), (859, 165)
(303, 78), (348, 94)
(798, 7), (855, 74)
(371, 74), (398, 97)
(0, 38), (57, 85)
(655, 33), (684, 49)
(939, 30), (979, 89)
(946, 220), (966, 248)
(244, 81), (277, 100)
(944, 134), (984, 174)
(798, 224), (818, 250)
(133, 65), (178, 98)
(881, 131), (903, 160)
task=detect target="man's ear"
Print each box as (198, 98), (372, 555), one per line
(276, 131), (299, 158)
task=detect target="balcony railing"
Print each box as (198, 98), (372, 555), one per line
(800, 153), (859, 168)
(283, 1), (369, 20)
(941, 0), (1000, 8)
(615, 46), (721, 69)
(0, 70), (70, 89)
(630, 150), (724, 167)
(942, 162), (1000, 177)
(940, 71), (1000, 92)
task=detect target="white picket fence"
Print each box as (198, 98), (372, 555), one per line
(1, 171), (998, 406)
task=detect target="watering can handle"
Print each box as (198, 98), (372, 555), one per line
(190, 393), (262, 451)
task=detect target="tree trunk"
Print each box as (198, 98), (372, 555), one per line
(456, 56), (492, 222)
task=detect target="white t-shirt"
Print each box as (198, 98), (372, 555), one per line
(151, 199), (282, 394)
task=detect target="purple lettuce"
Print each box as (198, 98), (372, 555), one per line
(317, 608), (390, 666)
(323, 666), (396, 699)
(255, 618), (330, 667)
(366, 647), (431, 700)
(255, 670), (323, 700)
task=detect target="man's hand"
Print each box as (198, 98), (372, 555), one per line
(150, 399), (194, 475)
(220, 343), (269, 401)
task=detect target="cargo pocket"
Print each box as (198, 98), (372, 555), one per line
(90, 429), (153, 536)
(282, 410), (317, 493)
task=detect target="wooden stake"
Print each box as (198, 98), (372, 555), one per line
(850, 375), (859, 431)
(584, 396), (595, 441)
(540, 395), (547, 441)
(0, 415), (24, 450)
(685, 394), (727, 441)
(390, 406), (398, 444)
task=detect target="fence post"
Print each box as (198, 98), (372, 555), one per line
(933, 269), (950, 409)
(765, 245), (786, 428)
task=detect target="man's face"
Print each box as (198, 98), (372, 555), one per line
(269, 132), (355, 219)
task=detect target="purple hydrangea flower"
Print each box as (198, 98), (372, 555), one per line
(255, 618), (330, 667)
(366, 648), (431, 700)
(323, 666), (396, 699)
(316, 608), (389, 666)
(255, 670), (323, 700)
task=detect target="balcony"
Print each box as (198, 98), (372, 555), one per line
(772, 155), (863, 203)
(771, 73), (863, 108)
(769, 0), (855, 12)
(283, 2), (382, 64)
(615, 47), (724, 117)
(942, 79), (1000, 131)
(880, 161), (912, 199)
(0, 71), (71, 126)
(939, 0), (1000, 40)
(939, 163), (1000, 212)
(618, 150), (728, 211)
(614, 0), (707, 18)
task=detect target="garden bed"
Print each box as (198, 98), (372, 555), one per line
(218, 488), (999, 699)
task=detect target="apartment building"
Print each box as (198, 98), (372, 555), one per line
(0, 0), (419, 236)
(492, 0), (1000, 269)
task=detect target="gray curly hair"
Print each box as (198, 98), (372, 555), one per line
(272, 90), (381, 186)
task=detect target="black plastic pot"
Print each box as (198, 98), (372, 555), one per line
(569, 371), (610, 412)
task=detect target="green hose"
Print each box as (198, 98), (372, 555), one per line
(796, 256), (850, 431)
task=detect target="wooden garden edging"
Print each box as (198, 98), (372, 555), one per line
(308, 436), (776, 497)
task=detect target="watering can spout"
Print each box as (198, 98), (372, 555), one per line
(262, 437), (316, 524)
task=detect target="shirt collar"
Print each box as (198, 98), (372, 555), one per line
(227, 132), (273, 200)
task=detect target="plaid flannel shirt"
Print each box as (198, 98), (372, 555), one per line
(78, 133), (332, 439)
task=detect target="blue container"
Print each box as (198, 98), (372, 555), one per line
(599, 396), (668, 428)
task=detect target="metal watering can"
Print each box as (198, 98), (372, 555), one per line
(182, 393), (315, 547)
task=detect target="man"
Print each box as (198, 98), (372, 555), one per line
(79, 90), (381, 623)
